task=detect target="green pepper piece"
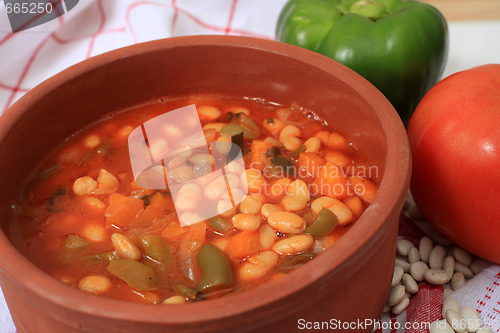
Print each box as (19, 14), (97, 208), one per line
(175, 284), (197, 300)
(219, 123), (258, 140)
(306, 207), (338, 238)
(106, 259), (158, 291)
(133, 235), (172, 273)
(83, 251), (119, 264)
(276, 0), (448, 126)
(61, 234), (90, 265)
(207, 216), (232, 234)
(34, 162), (62, 181)
(196, 244), (235, 293)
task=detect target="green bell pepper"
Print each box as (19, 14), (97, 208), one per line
(276, 0), (448, 126)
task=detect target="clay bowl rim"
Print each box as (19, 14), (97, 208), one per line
(0, 35), (410, 325)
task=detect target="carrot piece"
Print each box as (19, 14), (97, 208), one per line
(148, 192), (171, 211)
(310, 161), (349, 199)
(104, 194), (144, 229)
(347, 176), (378, 203)
(247, 140), (273, 170)
(161, 221), (188, 242)
(130, 205), (167, 228)
(225, 230), (260, 260)
(297, 152), (326, 178)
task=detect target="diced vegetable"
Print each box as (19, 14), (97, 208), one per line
(104, 194), (145, 229)
(61, 234), (90, 264)
(161, 221), (188, 242)
(220, 123), (258, 140)
(130, 205), (167, 228)
(175, 284), (197, 300)
(196, 244), (235, 293)
(83, 251), (119, 264)
(207, 216), (232, 234)
(148, 192), (170, 211)
(230, 112), (261, 139)
(225, 230), (260, 260)
(311, 161), (348, 199)
(306, 207), (339, 238)
(297, 152), (326, 178)
(106, 259), (158, 291)
(177, 222), (206, 282)
(132, 235), (172, 273)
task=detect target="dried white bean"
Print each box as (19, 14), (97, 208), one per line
(442, 297), (461, 318)
(453, 247), (473, 267)
(392, 297), (410, 315)
(443, 256), (455, 280)
(443, 288), (453, 298)
(387, 285), (405, 307)
(459, 306), (481, 332)
(408, 247), (420, 265)
(424, 269), (450, 285)
(451, 272), (466, 290)
(403, 273), (419, 294)
(419, 236), (433, 264)
(445, 309), (466, 333)
(392, 266), (404, 287)
(395, 258), (411, 273)
(455, 262), (474, 279)
(429, 245), (446, 269)
(430, 319), (455, 333)
(404, 291), (411, 299)
(410, 261), (429, 282)
(470, 258), (493, 275)
(382, 305), (392, 313)
(397, 239), (415, 256)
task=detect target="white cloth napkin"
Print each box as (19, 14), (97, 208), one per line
(1, 1), (500, 332)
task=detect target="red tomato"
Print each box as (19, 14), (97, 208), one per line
(407, 64), (500, 264)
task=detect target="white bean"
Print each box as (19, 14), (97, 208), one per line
(259, 224), (276, 250)
(239, 251), (279, 280)
(392, 297), (410, 315)
(429, 245), (446, 269)
(162, 295), (186, 304)
(451, 272), (466, 291)
(382, 305), (392, 313)
(430, 319), (455, 333)
(111, 233), (142, 260)
(419, 236), (433, 264)
(397, 239), (415, 256)
(470, 258), (493, 275)
(424, 269), (450, 285)
(410, 261), (429, 282)
(260, 204), (281, 219)
(455, 262), (474, 279)
(445, 309), (466, 333)
(267, 211), (306, 234)
(395, 258), (411, 273)
(403, 273), (419, 294)
(443, 288), (453, 298)
(442, 297), (461, 318)
(408, 247), (420, 265)
(443, 256), (455, 279)
(387, 285), (405, 307)
(78, 275), (112, 294)
(453, 247), (473, 267)
(272, 235), (313, 255)
(459, 306), (481, 332)
(392, 266), (404, 287)
(232, 213), (260, 231)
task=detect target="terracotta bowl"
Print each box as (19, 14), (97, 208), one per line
(0, 36), (410, 333)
